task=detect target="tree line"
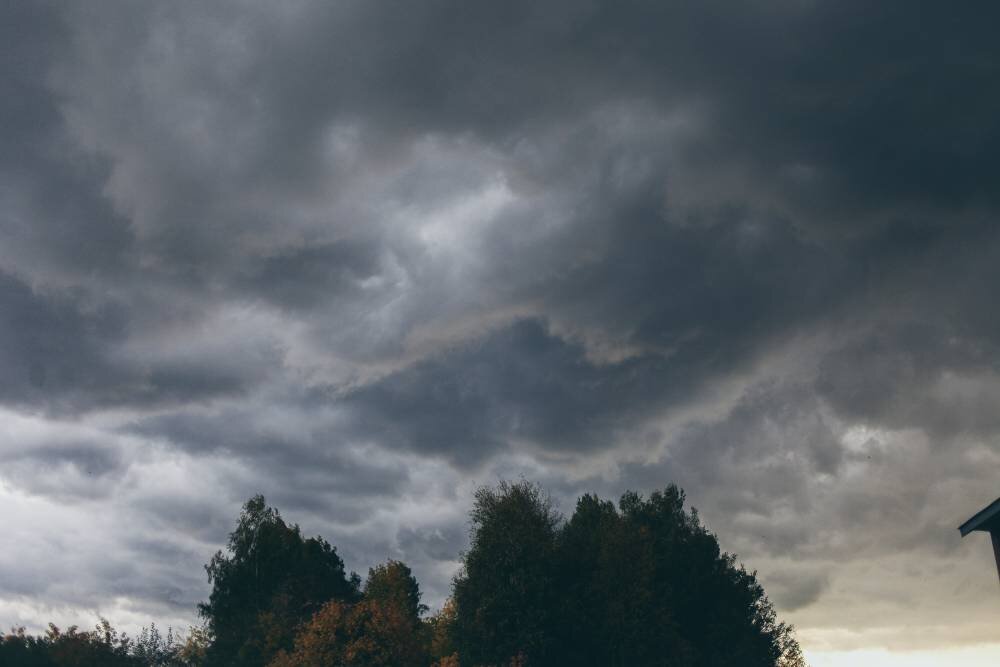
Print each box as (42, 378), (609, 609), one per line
(1, 481), (806, 666)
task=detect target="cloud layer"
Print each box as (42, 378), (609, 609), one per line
(2, 0), (1000, 654)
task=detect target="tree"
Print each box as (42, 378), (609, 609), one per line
(0, 620), (143, 667)
(365, 560), (428, 620)
(176, 626), (211, 666)
(3, 484), (803, 667)
(427, 597), (458, 666)
(451, 480), (561, 666)
(131, 623), (180, 666)
(554, 485), (805, 667)
(553, 492), (637, 665)
(448, 481), (804, 667)
(268, 560), (430, 667)
(199, 495), (359, 667)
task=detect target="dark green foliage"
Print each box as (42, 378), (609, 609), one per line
(0, 620), (167, 667)
(451, 480), (562, 666)
(556, 493), (643, 665)
(557, 485), (803, 666)
(198, 495), (359, 667)
(453, 481), (805, 667)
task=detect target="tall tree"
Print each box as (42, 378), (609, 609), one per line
(451, 480), (561, 666)
(555, 492), (646, 666)
(199, 495), (359, 667)
(555, 485), (805, 667)
(448, 481), (804, 667)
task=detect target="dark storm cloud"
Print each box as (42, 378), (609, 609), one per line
(342, 298), (832, 467)
(617, 373), (989, 573)
(2, 441), (125, 503)
(0, 1), (286, 415)
(0, 271), (129, 410)
(0, 270), (283, 413)
(3, 0), (1000, 650)
(171, 0), (1000, 227)
(129, 492), (235, 546)
(760, 569), (831, 613)
(38, 0), (996, 384)
(343, 319), (667, 464)
(618, 381), (843, 552)
(817, 323), (1000, 439)
(815, 218), (1000, 438)
(0, 3), (132, 283)
(234, 239), (384, 311)
(124, 397), (417, 533)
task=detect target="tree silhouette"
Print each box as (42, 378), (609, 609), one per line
(451, 480), (561, 666)
(556, 485), (805, 666)
(198, 495), (359, 667)
(0, 619), (151, 667)
(449, 481), (805, 667)
(3, 484), (804, 667)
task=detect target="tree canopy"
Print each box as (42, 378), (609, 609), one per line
(198, 495), (360, 666)
(451, 480), (804, 667)
(3, 483), (805, 667)
(0, 620), (198, 667)
(451, 480), (562, 665)
(269, 560), (429, 667)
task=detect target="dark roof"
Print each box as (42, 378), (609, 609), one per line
(959, 496), (1000, 537)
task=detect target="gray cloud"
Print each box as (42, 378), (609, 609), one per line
(342, 318), (676, 464)
(760, 569), (831, 613)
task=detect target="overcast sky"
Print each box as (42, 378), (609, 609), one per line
(3, 1), (1000, 663)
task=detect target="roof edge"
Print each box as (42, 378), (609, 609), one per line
(959, 496), (1000, 536)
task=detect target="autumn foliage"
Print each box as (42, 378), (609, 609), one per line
(268, 561), (428, 667)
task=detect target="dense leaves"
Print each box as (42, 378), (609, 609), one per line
(198, 495), (360, 666)
(452, 481), (562, 665)
(0, 620), (199, 667)
(557, 487), (805, 667)
(452, 481), (804, 667)
(2, 484), (805, 666)
(269, 561), (429, 667)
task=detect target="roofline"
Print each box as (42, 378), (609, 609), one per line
(959, 496), (1000, 537)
